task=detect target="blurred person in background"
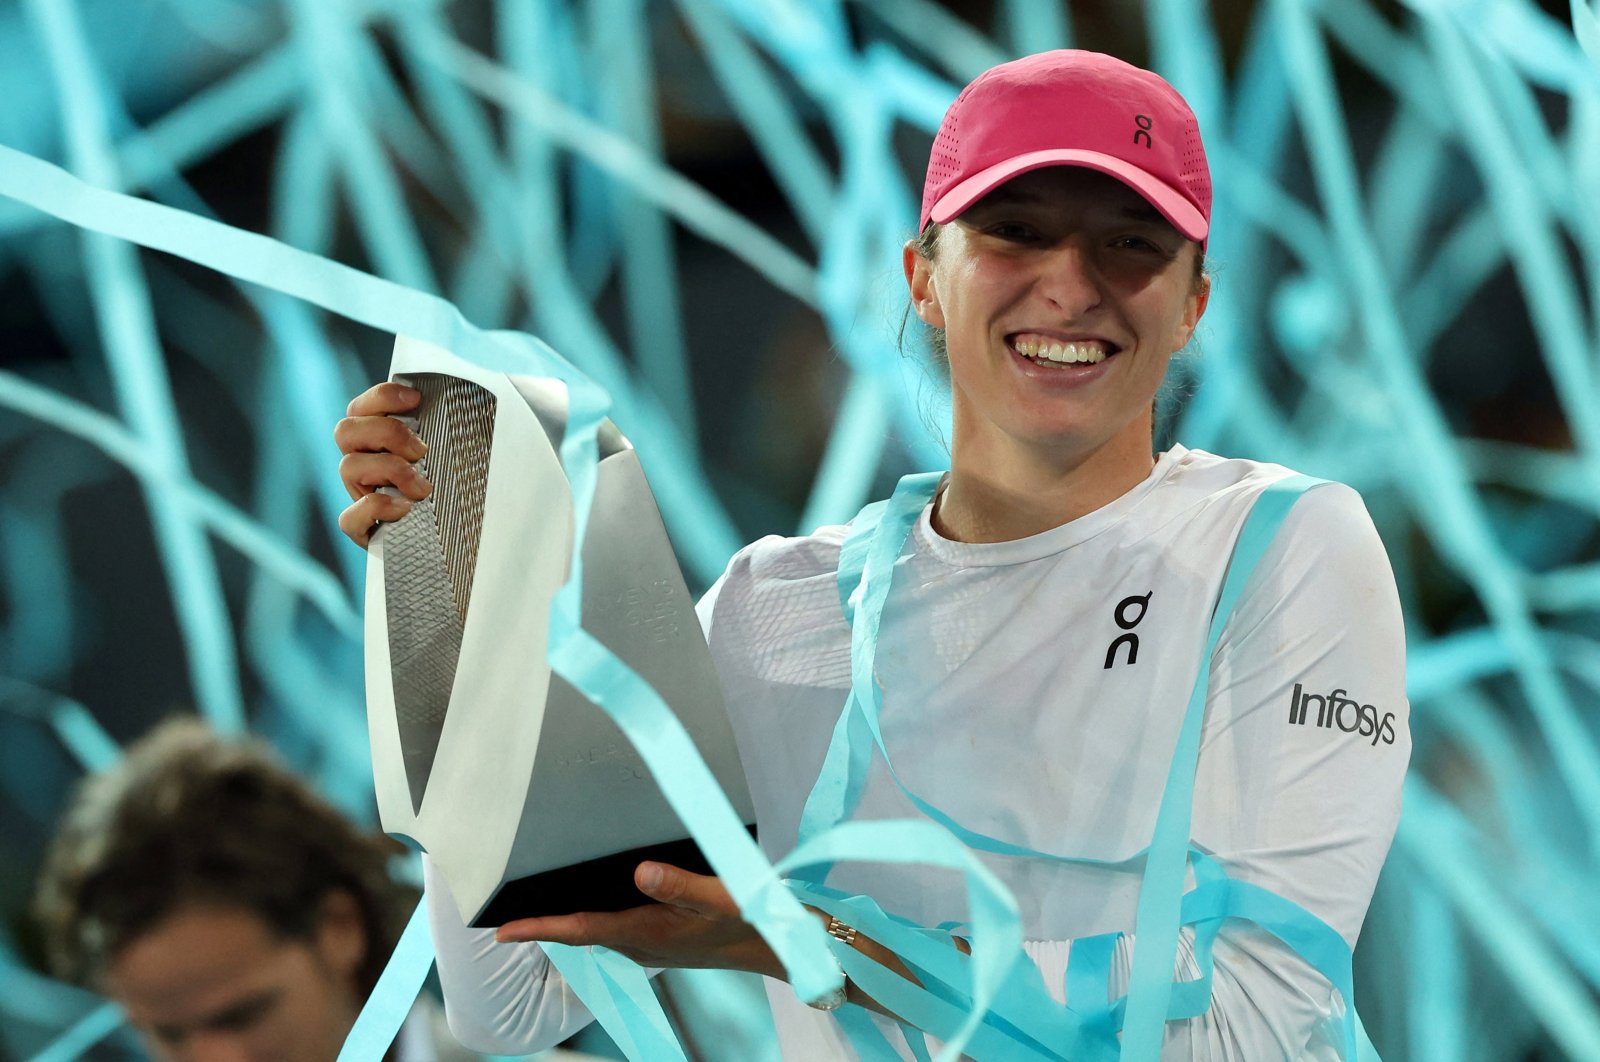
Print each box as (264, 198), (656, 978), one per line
(30, 717), (474, 1062)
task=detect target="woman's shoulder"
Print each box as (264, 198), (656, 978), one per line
(1166, 446), (1318, 493)
(698, 524), (856, 668)
(1165, 448), (1393, 612)
(701, 523), (852, 629)
(720, 522), (852, 589)
(1161, 447), (1372, 533)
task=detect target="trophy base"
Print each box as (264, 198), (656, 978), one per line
(470, 825), (761, 926)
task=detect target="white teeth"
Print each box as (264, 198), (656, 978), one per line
(1012, 337), (1109, 364)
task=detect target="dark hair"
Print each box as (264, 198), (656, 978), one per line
(32, 718), (413, 995)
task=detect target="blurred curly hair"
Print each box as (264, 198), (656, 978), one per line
(32, 717), (413, 994)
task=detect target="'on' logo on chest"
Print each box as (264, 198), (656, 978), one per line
(1103, 591), (1153, 669)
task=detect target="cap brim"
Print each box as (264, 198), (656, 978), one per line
(928, 149), (1209, 242)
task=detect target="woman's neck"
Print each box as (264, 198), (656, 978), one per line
(933, 430), (1160, 543)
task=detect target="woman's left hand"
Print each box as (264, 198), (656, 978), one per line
(495, 862), (784, 978)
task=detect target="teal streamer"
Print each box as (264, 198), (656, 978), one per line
(864, 43), (962, 131)
(0, 942), (110, 1038)
(336, 898), (435, 1062)
(683, 0), (953, 473)
(24, 1001), (125, 1062)
(158, 0), (274, 51)
(594, 950), (688, 1059)
(1367, 107), (1449, 279)
(1402, 205), (1508, 353)
(0, 369), (361, 637)
(48, 697), (122, 773)
(246, 377), (371, 802)
(394, 16), (748, 583)
(272, 103), (337, 253)
(674, 0), (836, 244)
(1320, 0), (1451, 132)
(776, 817), (1028, 1062)
(0, 445), (100, 682)
(289, 0), (438, 293)
(1465, 431), (1600, 515)
(350, 37), (468, 228)
(1416, 11), (1600, 473)
(705, 0), (851, 96)
(1578, 0), (1600, 61)
(0, 677), (123, 773)
(94, 81), (371, 596)
(1065, 934), (1116, 1019)
(864, 0), (1007, 80)
(657, 968), (782, 1061)
(538, 944), (688, 1062)
(1146, 0), (1226, 141)
(25, 0), (246, 735)
(1273, 0), (1600, 860)
(1417, 683), (1600, 994)
(391, 6), (530, 284)
(591, 0), (696, 434)
(794, 883), (1084, 1058)
(113, 46), (297, 209)
(999, 0), (1072, 53)
(1420, 0), (1600, 91)
(1121, 478), (1330, 1059)
(903, 1025), (934, 1062)
(1407, 877), (1464, 1062)
(835, 1004), (911, 1061)
(1405, 628), (1513, 702)
(408, 26), (820, 309)
(555, 7), (620, 304)
(809, 87), (920, 509)
(1401, 782), (1600, 1057)
(797, 373), (895, 533)
(0, 15), (285, 237)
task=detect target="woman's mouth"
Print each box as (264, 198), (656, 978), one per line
(1007, 333), (1119, 368)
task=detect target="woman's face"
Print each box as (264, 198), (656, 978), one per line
(906, 167), (1208, 468)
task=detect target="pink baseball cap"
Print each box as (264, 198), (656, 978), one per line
(920, 50), (1212, 242)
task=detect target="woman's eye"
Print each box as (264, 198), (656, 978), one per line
(1111, 235), (1164, 254)
(990, 222), (1037, 241)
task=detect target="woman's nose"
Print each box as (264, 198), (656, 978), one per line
(1034, 239), (1104, 314)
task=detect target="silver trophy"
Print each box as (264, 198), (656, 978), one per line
(365, 335), (755, 927)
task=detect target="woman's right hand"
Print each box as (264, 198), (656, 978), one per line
(334, 382), (433, 549)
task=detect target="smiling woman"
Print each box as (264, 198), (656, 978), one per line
(337, 48), (1408, 1061)
(907, 167), (1210, 543)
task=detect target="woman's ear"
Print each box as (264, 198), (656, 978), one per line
(1173, 271), (1210, 350)
(903, 241), (944, 329)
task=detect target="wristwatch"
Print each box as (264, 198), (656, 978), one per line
(805, 916), (859, 1011)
